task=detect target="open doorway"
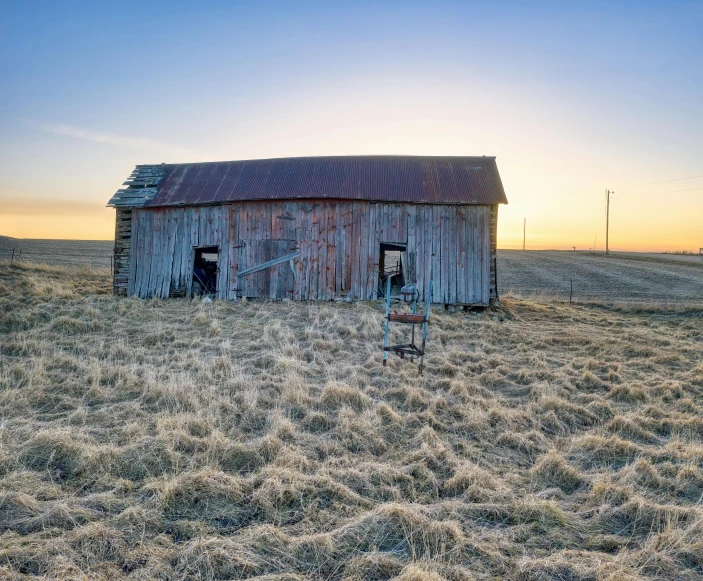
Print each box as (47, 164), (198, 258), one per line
(192, 246), (219, 296)
(378, 243), (406, 297)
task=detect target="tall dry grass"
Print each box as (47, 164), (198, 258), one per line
(1, 262), (703, 580)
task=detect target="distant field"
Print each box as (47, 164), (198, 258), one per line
(0, 236), (113, 269)
(2, 236), (701, 303)
(499, 250), (703, 303)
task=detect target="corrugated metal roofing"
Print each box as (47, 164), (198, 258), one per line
(109, 156), (508, 208)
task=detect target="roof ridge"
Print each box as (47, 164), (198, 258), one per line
(109, 156), (507, 208)
(146, 154), (498, 167)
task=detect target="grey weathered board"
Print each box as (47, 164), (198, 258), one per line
(123, 201), (497, 304)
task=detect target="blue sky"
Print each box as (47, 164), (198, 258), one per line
(1, 0), (702, 248)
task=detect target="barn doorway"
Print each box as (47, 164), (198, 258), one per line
(192, 246), (219, 296)
(378, 243), (406, 297)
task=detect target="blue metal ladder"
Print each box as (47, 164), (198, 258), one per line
(382, 278), (432, 375)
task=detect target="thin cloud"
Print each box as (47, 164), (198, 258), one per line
(28, 119), (198, 158)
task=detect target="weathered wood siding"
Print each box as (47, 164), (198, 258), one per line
(123, 200), (497, 304)
(112, 208), (132, 296)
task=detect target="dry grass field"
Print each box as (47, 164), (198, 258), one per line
(1, 262), (703, 580)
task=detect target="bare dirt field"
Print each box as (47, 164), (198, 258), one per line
(0, 236), (113, 269)
(499, 250), (703, 303)
(1, 262), (702, 580)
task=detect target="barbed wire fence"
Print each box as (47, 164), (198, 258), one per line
(0, 247), (112, 273)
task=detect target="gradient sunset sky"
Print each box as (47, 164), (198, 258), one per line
(1, 1), (701, 251)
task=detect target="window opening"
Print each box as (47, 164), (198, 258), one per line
(192, 246), (219, 296)
(378, 243), (406, 298)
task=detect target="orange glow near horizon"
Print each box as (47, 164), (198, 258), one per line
(1, 192), (700, 253)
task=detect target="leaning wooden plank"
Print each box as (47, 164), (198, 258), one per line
(237, 251), (302, 277)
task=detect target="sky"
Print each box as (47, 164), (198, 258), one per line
(1, 0), (702, 251)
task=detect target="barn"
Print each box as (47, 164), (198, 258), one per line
(108, 155), (508, 305)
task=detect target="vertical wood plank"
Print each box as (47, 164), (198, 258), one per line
(471, 206), (480, 304)
(127, 210), (139, 296)
(432, 206), (441, 303)
(365, 203), (375, 300)
(482, 206), (490, 304)
(357, 202), (368, 299)
(294, 203), (304, 300)
(318, 202), (327, 300)
(218, 205), (230, 299)
(180, 208), (190, 295)
(171, 210), (183, 293)
(350, 202), (360, 299)
(415, 205), (424, 302)
(456, 206), (466, 304)
(146, 211), (159, 298)
(343, 203), (351, 293)
(372, 203), (382, 299)
(324, 202), (334, 300)
(441, 206), (449, 304)
(448, 206), (457, 305)
(162, 209), (176, 298)
(334, 202), (342, 296)
(310, 203), (319, 300)
(228, 205), (238, 299)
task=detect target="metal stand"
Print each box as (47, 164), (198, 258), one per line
(382, 278), (432, 375)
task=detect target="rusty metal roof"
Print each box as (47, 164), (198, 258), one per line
(108, 156), (508, 208)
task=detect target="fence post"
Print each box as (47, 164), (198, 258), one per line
(569, 278), (573, 305)
(10, 248), (14, 266)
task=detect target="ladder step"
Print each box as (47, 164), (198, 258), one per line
(388, 313), (426, 324)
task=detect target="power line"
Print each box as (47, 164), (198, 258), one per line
(620, 186), (703, 197)
(637, 173), (703, 186)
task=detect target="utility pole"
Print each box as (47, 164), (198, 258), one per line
(605, 190), (614, 254)
(523, 218), (526, 251)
